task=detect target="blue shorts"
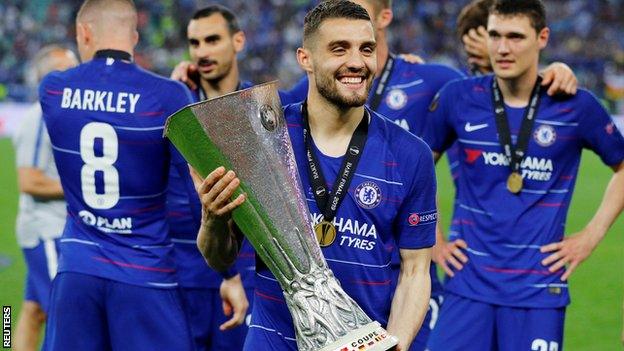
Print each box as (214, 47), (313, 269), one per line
(427, 293), (565, 351)
(180, 287), (254, 351)
(23, 238), (59, 312)
(43, 272), (193, 351)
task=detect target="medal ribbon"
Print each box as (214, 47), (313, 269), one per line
(369, 53), (396, 111)
(301, 100), (369, 224)
(491, 76), (543, 179)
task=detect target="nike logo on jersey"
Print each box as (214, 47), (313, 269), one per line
(464, 122), (489, 132)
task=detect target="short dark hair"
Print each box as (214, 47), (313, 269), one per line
(303, 1), (371, 45)
(490, 0), (547, 32)
(457, 0), (494, 38)
(191, 5), (241, 34)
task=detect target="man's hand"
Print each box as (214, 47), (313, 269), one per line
(191, 166), (246, 272)
(399, 53), (425, 64)
(171, 60), (199, 90)
(432, 237), (468, 277)
(219, 274), (249, 330)
(540, 228), (601, 281)
(190, 166), (246, 221)
(539, 62), (578, 96)
(462, 26), (489, 71)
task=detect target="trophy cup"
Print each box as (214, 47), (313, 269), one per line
(164, 82), (398, 351)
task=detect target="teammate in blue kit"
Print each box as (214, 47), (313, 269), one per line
(425, 1), (624, 350)
(12, 45), (77, 351)
(434, 0), (580, 282)
(167, 6), (255, 351)
(40, 1), (194, 350)
(192, 2), (436, 350)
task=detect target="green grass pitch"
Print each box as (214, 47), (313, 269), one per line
(0, 137), (621, 349)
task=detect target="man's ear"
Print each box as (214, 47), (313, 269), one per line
(76, 22), (90, 46)
(376, 8), (393, 30)
(296, 47), (313, 74)
(232, 31), (246, 53)
(538, 27), (550, 49)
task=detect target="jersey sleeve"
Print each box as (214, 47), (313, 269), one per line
(394, 139), (437, 249)
(578, 92), (624, 166)
(279, 75), (308, 106)
(422, 82), (458, 152)
(13, 109), (44, 168)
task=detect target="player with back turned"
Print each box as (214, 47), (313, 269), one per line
(39, 0), (195, 350)
(192, 2), (436, 350)
(425, 1), (624, 349)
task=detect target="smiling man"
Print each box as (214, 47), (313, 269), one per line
(192, 1), (436, 350)
(425, 1), (624, 350)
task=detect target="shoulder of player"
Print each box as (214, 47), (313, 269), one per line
(543, 88), (601, 109)
(370, 110), (431, 156)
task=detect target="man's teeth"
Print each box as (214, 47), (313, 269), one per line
(340, 77), (363, 84)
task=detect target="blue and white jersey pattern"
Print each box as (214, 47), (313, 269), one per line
(40, 56), (194, 288)
(425, 75), (624, 308)
(250, 102), (437, 341)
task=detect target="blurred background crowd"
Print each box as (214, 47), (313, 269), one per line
(1, 0), (623, 114)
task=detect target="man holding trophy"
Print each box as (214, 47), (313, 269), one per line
(185, 1), (436, 350)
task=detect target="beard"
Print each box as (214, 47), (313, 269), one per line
(315, 67), (373, 108)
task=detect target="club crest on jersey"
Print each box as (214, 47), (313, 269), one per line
(355, 181), (381, 209)
(533, 124), (557, 147)
(386, 89), (407, 110)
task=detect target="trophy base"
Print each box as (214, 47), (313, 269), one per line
(319, 321), (398, 351)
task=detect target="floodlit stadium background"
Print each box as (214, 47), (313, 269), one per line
(0, 0), (622, 349)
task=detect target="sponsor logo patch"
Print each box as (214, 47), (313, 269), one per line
(408, 210), (437, 227)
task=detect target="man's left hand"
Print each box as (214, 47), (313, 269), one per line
(219, 274), (249, 330)
(540, 229), (601, 281)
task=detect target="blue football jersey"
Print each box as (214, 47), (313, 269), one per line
(167, 81), (257, 289)
(425, 75), (624, 308)
(283, 57), (463, 297)
(40, 56), (194, 288)
(252, 103), (437, 336)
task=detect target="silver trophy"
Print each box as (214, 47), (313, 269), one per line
(165, 81), (398, 351)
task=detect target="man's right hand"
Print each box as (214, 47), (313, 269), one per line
(432, 237), (469, 277)
(171, 60), (199, 90)
(190, 166), (246, 222)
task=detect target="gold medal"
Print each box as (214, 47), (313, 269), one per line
(314, 221), (337, 247)
(507, 172), (523, 194)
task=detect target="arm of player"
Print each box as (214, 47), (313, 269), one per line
(541, 161), (624, 280)
(539, 62), (578, 96)
(430, 152), (468, 276)
(386, 247), (432, 351)
(17, 167), (63, 199)
(192, 166), (246, 272)
(218, 272), (249, 330)
(170, 60), (198, 91)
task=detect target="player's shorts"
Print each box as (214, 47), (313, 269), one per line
(244, 286), (437, 351)
(43, 272), (193, 351)
(410, 294), (444, 351)
(427, 293), (565, 351)
(180, 287), (254, 351)
(23, 238), (59, 312)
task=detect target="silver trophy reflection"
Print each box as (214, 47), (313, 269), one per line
(165, 82), (398, 351)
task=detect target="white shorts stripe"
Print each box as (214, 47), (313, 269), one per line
(43, 239), (58, 280)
